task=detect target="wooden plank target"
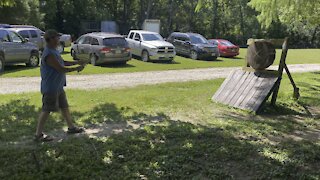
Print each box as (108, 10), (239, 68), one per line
(212, 69), (279, 112)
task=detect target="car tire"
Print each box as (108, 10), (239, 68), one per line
(141, 50), (150, 62)
(26, 53), (40, 67)
(190, 50), (198, 60)
(117, 61), (127, 65)
(211, 56), (217, 61)
(0, 56), (4, 73)
(57, 43), (64, 54)
(90, 54), (97, 66)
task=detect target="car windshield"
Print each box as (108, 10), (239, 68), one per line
(220, 41), (234, 46)
(103, 37), (127, 47)
(141, 33), (163, 41)
(189, 34), (208, 44)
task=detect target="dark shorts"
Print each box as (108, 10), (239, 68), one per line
(42, 90), (69, 112)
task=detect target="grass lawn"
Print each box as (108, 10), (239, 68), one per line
(0, 71), (319, 179)
(1, 48), (320, 77)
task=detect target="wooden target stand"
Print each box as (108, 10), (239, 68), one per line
(212, 38), (300, 113)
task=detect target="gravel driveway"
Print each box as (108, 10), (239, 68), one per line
(1, 64), (320, 94)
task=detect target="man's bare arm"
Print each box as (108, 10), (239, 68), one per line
(46, 55), (84, 73)
(64, 60), (87, 66)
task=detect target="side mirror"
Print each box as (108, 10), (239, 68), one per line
(184, 41), (191, 45)
(24, 38), (29, 43)
(134, 38), (141, 41)
(73, 41), (78, 44)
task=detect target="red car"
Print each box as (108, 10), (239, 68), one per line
(208, 39), (239, 57)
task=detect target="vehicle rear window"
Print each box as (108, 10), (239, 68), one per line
(103, 38), (127, 47)
(30, 30), (38, 38)
(220, 41), (234, 46)
(18, 30), (29, 38)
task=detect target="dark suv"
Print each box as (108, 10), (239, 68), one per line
(167, 32), (219, 60)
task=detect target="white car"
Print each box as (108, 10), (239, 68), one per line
(126, 30), (175, 62)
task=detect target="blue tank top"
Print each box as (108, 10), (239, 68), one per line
(40, 47), (66, 94)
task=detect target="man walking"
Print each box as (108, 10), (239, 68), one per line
(35, 29), (85, 142)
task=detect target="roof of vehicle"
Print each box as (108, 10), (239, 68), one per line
(86, 32), (124, 38)
(209, 39), (230, 42)
(9, 27), (40, 31)
(170, 32), (201, 37)
(0, 28), (11, 31)
(0, 24), (11, 28)
(129, 30), (159, 34)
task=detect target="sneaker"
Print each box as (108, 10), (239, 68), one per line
(34, 133), (54, 142)
(67, 127), (85, 134)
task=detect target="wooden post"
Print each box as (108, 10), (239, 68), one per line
(284, 64), (300, 99)
(271, 38), (289, 106)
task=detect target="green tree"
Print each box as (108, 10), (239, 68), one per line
(249, 0), (320, 27)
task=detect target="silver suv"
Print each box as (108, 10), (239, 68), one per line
(71, 32), (131, 65)
(9, 25), (72, 54)
(0, 28), (39, 73)
(126, 30), (175, 62)
(10, 28), (45, 51)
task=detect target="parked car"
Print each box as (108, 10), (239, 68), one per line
(9, 25), (71, 53)
(167, 32), (219, 60)
(0, 28), (39, 73)
(126, 30), (175, 62)
(10, 28), (45, 51)
(71, 32), (131, 65)
(208, 39), (239, 57)
(58, 33), (72, 53)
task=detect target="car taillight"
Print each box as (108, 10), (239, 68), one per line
(100, 47), (111, 53)
(124, 48), (131, 52)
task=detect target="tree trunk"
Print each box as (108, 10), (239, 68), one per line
(212, 0), (218, 38)
(167, 0), (174, 36)
(146, 0), (153, 19)
(239, 1), (246, 44)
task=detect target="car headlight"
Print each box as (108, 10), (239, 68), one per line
(150, 48), (158, 52)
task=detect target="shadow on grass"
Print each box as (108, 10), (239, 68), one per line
(2, 120), (319, 179)
(0, 100), (319, 179)
(100, 63), (136, 68)
(0, 99), (64, 142)
(1, 65), (38, 76)
(221, 56), (244, 60)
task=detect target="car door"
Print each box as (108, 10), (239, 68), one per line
(126, 32), (136, 54)
(78, 36), (92, 61)
(29, 30), (42, 49)
(133, 33), (142, 56)
(172, 35), (183, 54)
(0, 30), (16, 62)
(76, 36), (88, 60)
(90, 37), (100, 57)
(181, 36), (192, 55)
(7, 31), (29, 62)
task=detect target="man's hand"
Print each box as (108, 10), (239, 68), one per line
(77, 60), (88, 66)
(76, 65), (85, 72)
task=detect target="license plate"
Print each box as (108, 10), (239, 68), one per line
(116, 50), (121, 54)
(212, 53), (216, 56)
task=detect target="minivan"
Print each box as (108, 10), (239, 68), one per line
(71, 32), (131, 65)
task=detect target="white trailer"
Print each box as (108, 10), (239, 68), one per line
(142, 19), (161, 33)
